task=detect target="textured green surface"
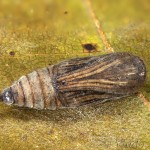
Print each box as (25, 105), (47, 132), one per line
(0, 0), (150, 150)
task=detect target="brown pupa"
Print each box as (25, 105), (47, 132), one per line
(0, 52), (146, 110)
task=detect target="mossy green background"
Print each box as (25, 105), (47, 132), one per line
(0, 0), (150, 149)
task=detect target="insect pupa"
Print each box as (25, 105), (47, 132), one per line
(0, 52), (146, 110)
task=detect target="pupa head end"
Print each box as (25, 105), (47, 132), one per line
(0, 88), (14, 105)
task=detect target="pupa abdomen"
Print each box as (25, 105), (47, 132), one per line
(1, 52), (146, 110)
(10, 65), (57, 110)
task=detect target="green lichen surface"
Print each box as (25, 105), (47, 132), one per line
(0, 0), (150, 150)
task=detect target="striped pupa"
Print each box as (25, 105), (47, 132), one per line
(0, 52), (146, 110)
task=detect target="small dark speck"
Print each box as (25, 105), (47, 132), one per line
(9, 51), (15, 56)
(48, 130), (54, 135)
(21, 135), (28, 141)
(82, 43), (97, 53)
(62, 80), (67, 86)
(64, 11), (68, 14)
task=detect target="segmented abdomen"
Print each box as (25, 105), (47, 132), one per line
(11, 65), (59, 110)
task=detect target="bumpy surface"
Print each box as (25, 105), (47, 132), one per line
(0, 0), (150, 150)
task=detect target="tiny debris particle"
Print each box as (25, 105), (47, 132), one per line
(48, 130), (54, 135)
(82, 43), (97, 52)
(9, 51), (15, 56)
(64, 11), (68, 14)
(21, 135), (28, 141)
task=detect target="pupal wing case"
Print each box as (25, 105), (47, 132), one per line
(1, 52), (146, 109)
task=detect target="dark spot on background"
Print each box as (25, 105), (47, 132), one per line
(48, 130), (54, 135)
(64, 11), (68, 14)
(82, 43), (97, 53)
(9, 51), (15, 56)
(21, 135), (28, 141)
